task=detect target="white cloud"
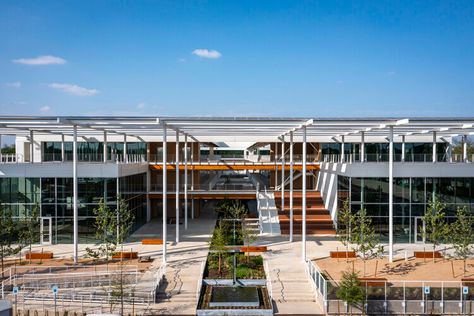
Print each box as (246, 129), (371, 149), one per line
(48, 83), (98, 96)
(39, 105), (51, 113)
(137, 102), (145, 109)
(191, 49), (222, 59)
(6, 81), (21, 88)
(13, 55), (66, 65)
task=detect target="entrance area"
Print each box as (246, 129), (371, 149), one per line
(40, 216), (52, 245)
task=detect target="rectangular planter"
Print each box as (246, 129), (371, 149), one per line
(112, 251), (138, 259)
(25, 252), (53, 260)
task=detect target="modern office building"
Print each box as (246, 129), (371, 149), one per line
(0, 116), (473, 263)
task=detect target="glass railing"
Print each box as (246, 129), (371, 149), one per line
(322, 153), (474, 164)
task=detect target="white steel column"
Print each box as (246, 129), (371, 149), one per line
(123, 134), (127, 163)
(61, 134), (65, 162)
(275, 142), (278, 188)
(184, 135), (188, 230)
(302, 126), (307, 262)
(388, 126), (394, 263)
(341, 135), (345, 163)
(360, 131), (365, 163)
(281, 136), (285, 211)
(162, 125), (168, 264)
(103, 131), (108, 163)
(73, 125), (78, 264)
(175, 130), (180, 243)
(0, 135), (2, 161)
(191, 142), (195, 219)
(401, 135), (406, 162)
(432, 132), (437, 163)
(30, 130), (34, 163)
(289, 131), (294, 242)
(463, 135), (468, 162)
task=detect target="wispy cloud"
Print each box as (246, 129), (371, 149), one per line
(39, 105), (51, 113)
(13, 55), (66, 65)
(48, 83), (98, 96)
(5, 81), (21, 88)
(137, 102), (145, 109)
(191, 49), (222, 59)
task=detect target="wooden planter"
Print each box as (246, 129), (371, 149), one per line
(141, 239), (163, 245)
(240, 246), (267, 253)
(414, 251), (443, 259)
(112, 251), (138, 259)
(330, 251), (356, 259)
(25, 252), (53, 260)
(359, 277), (388, 287)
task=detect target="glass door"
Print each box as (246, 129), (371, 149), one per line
(414, 216), (425, 243)
(40, 217), (52, 245)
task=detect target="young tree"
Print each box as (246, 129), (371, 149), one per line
(20, 204), (40, 264)
(209, 224), (227, 276)
(241, 220), (258, 263)
(336, 270), (365, 316)
(351, 208), (383, 276)
(422, 199), (448, 262)
(0, 206), (21, 276)
(449, 207), (474, 276)
(336, 199), (354, 261)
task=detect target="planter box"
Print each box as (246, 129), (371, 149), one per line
(414, 251), (442, 259)
(112, 251), (138, 259)
(25, 252), (53, 260)
(240, 246), (267, 253)
(330, 251), (356, 259)
(141, 239), (163, 245)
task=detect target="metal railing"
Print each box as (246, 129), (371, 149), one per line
(0, 153), (22, 163)
(322, 153), (474, 164)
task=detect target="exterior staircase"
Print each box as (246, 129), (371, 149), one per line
(274, 191), (336, 235)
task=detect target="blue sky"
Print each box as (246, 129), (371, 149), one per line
(1, 0), (474, 117)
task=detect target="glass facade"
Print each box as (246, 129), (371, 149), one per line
(338, 176), (474, 243)
(0, 174), (147, 244)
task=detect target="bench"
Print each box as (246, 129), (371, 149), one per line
(240, 246), (268, 253)
(330, 251), (356, 259)
(414, 251), (443, 259)
(359, 277), (388, 287)
(141, 239), (163, 245)
(112, 252), (138, 259)
(25, 252), (53, 260)
(461, 279), (474, 286)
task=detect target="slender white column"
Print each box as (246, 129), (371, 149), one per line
(302, 126), (307, 262)
(432, 131), (437, 163)
(463, 135), (468, 162)
(0, 135), (2, 161)
(275, 142), (278, 188)
(361, 131), (365, 163)
(289, 131), (294, 242)
(123, 134), (127, 163)
(61, 134), (65, 162)
(103, 131), (108, 163)
(162, 125), (168, 264)
(73, 125), (78, 264)
(281, 136), (285, 211)
(448, 140), (453, 163)
(191, 142), (195, 219)
(401, 135), (406, 162)
(175, 130), (180, 243)
(388, 126), (394, 263)
(184, 135), (188, 230)
(30, 130), (34, 163)
(340, 135), (345, 163)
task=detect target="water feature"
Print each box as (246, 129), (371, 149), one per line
(209, 286), (260, 307)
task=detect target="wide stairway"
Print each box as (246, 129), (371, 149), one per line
(274, 191), (336, 235)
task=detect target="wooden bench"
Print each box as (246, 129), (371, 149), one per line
(461, 278), (474, 286)
(25, 252), (53, 260)
(240, 246), (268, 253)
(112, 252), (138, 259)
(414, 251), (443, 259)
(359, 277), (388, 287)
(330, 251), (356, 259)
(141, 239), (163, 245)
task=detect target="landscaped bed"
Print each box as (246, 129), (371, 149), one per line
(205, 253), (265, 279)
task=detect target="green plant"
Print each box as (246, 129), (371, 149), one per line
(209, 224), (227, 276)
(448, 206), (474, 276)
(351, 208), (383, 276)
(0, 206), (21, 276)
(423, 199), (449, 262)
(241, 220), (258, 263)
(20, 204), (40, 264)
(336, 270), (365, 316)
(336, 199), (354, 261)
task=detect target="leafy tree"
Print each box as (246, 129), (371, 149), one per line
(85, 197), (134, 267)
(215, 199), (247, 219)
(336, 270), (365, 316)
(0, 206), (21, 276)
(351, 208), (383, 276)
(20, 204), (40, 264)
(422, 199), (449, 262)
(209, 224), (227, 276)
(336, 199), (354, 261)
(449, 207), (474, 276)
